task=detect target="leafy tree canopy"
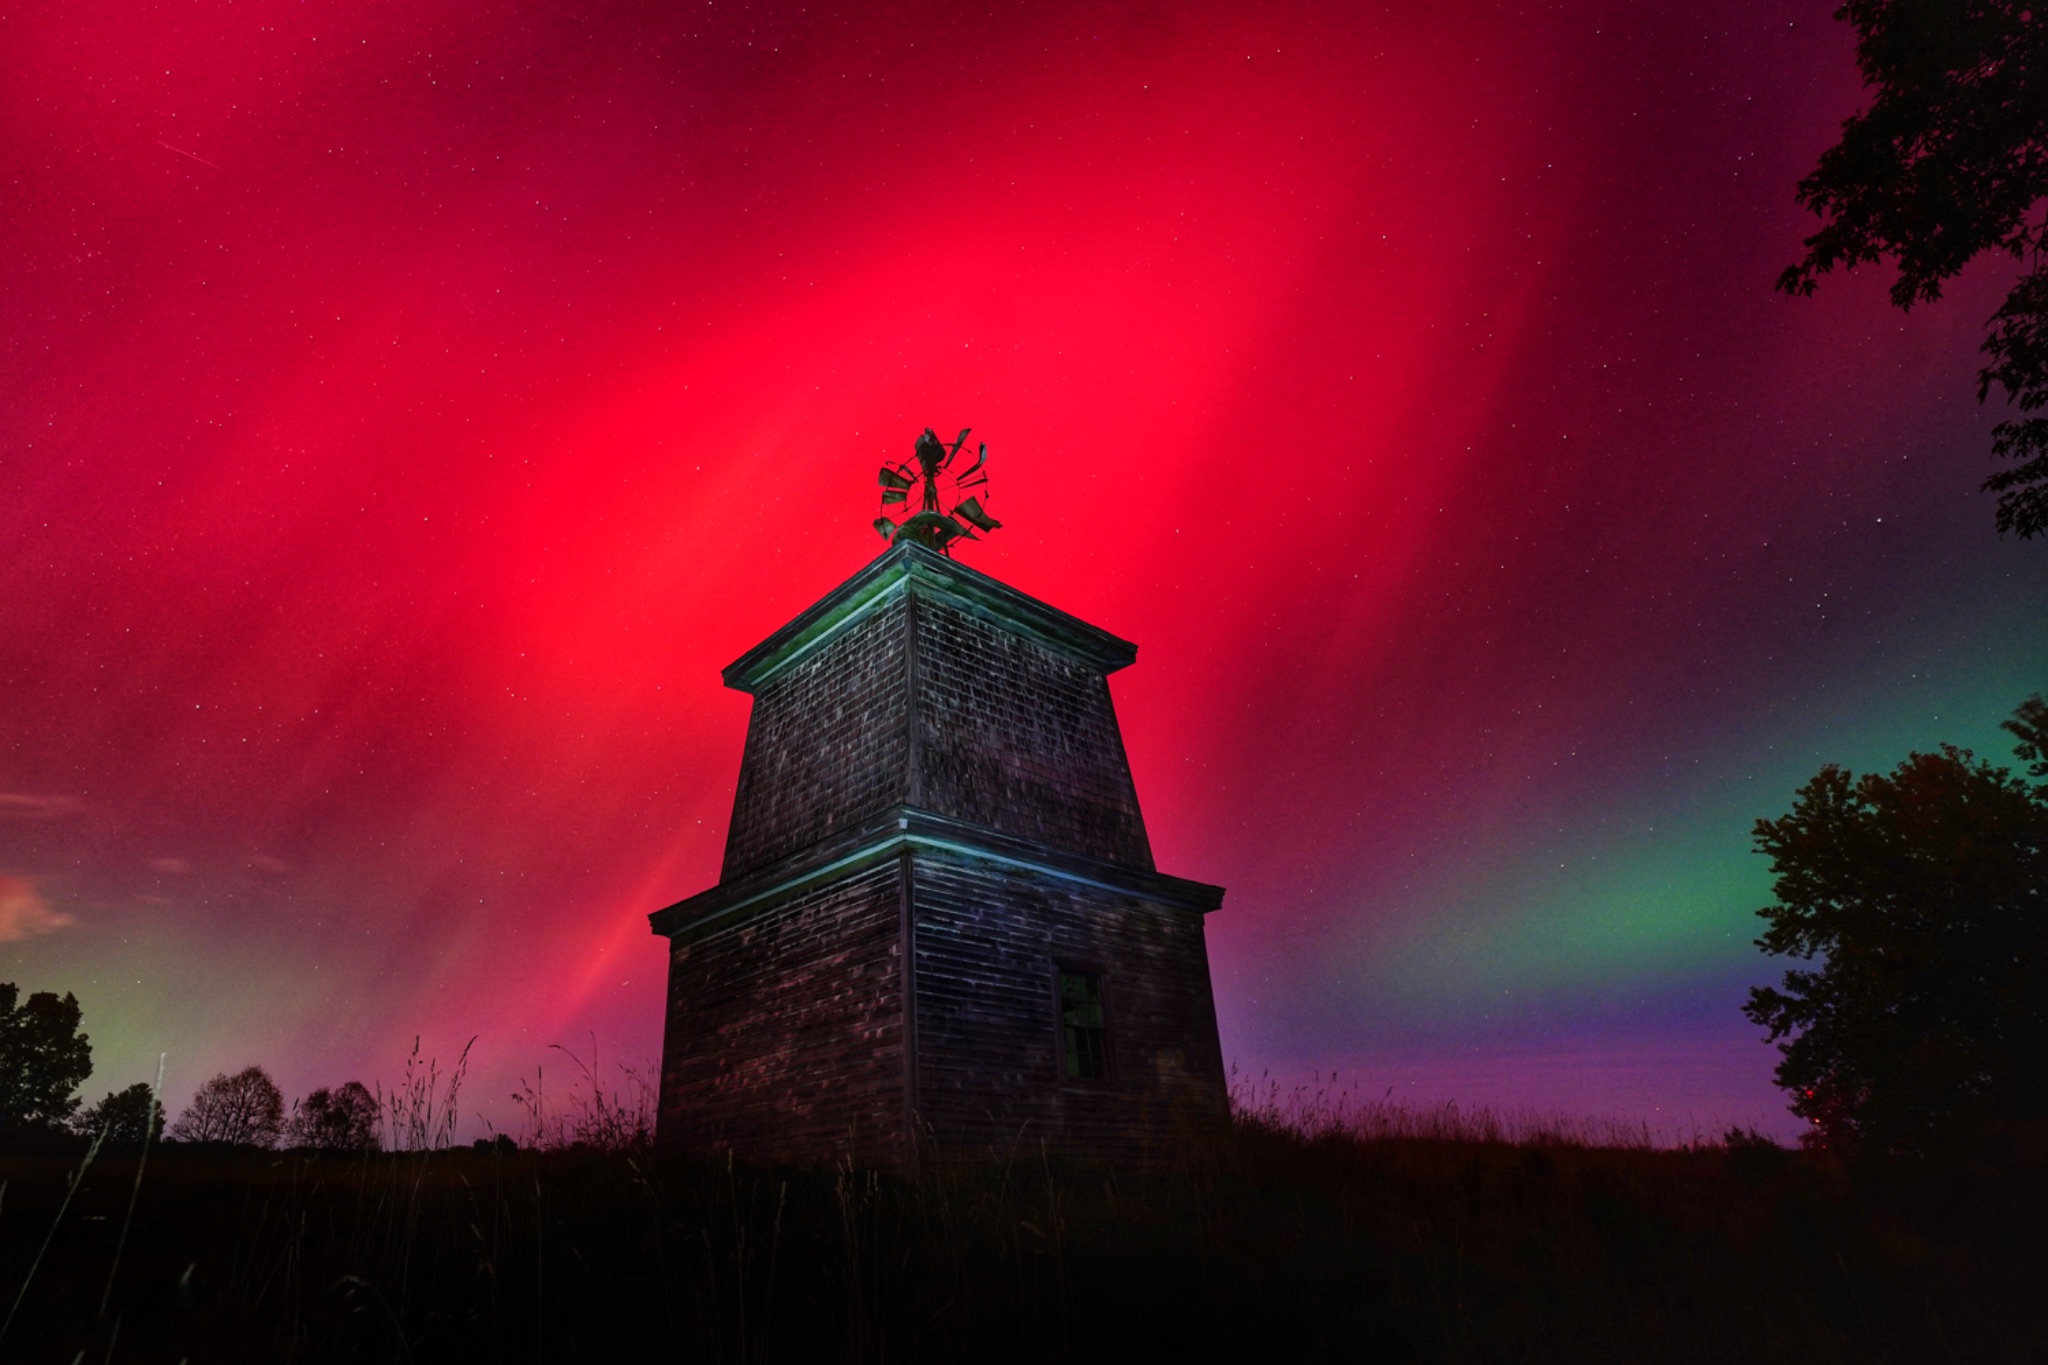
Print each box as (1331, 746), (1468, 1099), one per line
(1745, 693), (2048, 1154)
(1781, 1), (2048, 537)
(171, 1066), (286, 1148)
(288, 1081), (383, 1151)
(73, 1082), (165, 1148)
(0, 983), (92, 1134)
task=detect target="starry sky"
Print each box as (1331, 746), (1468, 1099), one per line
(5, 0), (2043, 1142)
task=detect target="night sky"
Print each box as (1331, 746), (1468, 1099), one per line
(6, 0), (2044, 1142)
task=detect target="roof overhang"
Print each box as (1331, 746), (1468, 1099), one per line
(720, 541), (1138, 695)
(650, 804), (1223, 944)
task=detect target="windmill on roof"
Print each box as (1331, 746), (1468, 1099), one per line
(873, 426), (1003, 553)
(648, 426), (1230, 1170)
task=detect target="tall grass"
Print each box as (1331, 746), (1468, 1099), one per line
(1227, 1066), (1659, 1149)
(0, 1123), (102, 1353)
(378, 1035), (474, 1153)
(510, 1039), (656, 1152)
(0, 1053), (2041, 1363)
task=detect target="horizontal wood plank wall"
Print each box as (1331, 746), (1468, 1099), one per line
(659, 862), (906, 1165)
(723, 603), (909, 879)
(914, 599), (1154, 871)
(909, 850), (1228, 1166)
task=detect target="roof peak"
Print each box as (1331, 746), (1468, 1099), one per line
(721, 542), (1137, 694)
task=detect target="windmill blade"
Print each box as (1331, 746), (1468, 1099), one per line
(941, 427), (972, 468)
(881, 489), (908, 504)
(878, 465), (914, 490)
(954, 497), (1002, 533)
(956, 442), (988, 479)
(872, 516), (898, 541)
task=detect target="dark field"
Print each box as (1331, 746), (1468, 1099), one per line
(3, 1118), (2042, 1364)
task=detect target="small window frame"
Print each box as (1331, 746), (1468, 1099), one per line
(1052, 964), (1113, 1086)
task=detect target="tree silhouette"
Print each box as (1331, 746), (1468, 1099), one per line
(288, 1081), (382, 1151)
(1781, 2), (2048, 537)
(1745, 693), (2048, 1154)
(171, 1066), (286, 1147)
(2006, 691), (2048, 777)
(73, 1082), (164, 1147)
(0, 983), (92, 1135)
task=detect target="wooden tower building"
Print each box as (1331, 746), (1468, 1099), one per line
(650, 539), (1229, 1167)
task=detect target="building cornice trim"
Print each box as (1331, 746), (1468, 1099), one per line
(650, 805), (1223, 943)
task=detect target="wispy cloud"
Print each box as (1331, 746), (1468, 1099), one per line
(0, 793), (84, 819)
(0, 874), (75, 942)
(150, 857), (194, 875)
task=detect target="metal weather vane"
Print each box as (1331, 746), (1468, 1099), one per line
(872, 426), (1002, 554)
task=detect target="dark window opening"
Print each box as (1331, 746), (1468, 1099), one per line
(1059, 969), (1107, 1081)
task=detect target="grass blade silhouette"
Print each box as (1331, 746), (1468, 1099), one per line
(99, 1053), (165, 1319)
(0, 1124), (107, 1349)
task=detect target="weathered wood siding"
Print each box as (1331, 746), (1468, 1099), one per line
(722, 605), (909, 879)
(914, 599), (1154, 870)
(908, 849), (1228, 1165)
(659, 861), (907, 1165)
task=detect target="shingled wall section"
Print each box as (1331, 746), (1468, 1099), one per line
(722, 605), (908, 879)
(659, 861), (907, 1166)
(913, 599), (1154, 871)
(909, 850), (1228, 1164)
